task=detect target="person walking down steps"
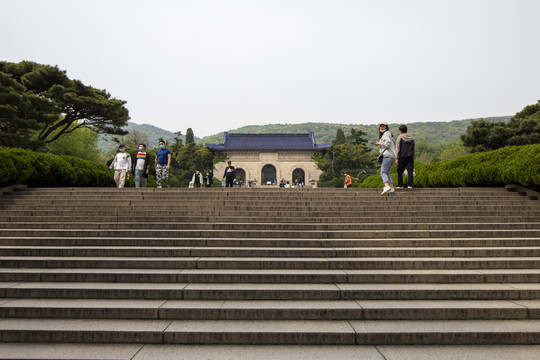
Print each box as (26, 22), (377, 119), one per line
(223, 160), (235, 188)
(109, 144), (131, 188)
(155, 140), (171, 188)
(374, 122), (396, 195)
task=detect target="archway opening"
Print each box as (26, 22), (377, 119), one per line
(292, 168), (305, 185)
(235, 168), (246, 186)
(261, 164), (276, 185)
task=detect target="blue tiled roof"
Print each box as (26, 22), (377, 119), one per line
(205, 132), (330, 151)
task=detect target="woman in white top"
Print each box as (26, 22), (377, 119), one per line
(374, 122), (396, 195)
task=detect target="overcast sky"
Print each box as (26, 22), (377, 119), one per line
(2, 0), (539, 137)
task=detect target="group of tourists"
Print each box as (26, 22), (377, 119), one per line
(343, 123), (415, 194)
(109, 141), (171, 189)
(111, 125), (415, 192)
(109, 141), (233, 189)
(374, 123), (415, 195)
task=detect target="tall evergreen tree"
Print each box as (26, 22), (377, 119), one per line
(185, 128), (195, 144)
(333, 128), (346, 145)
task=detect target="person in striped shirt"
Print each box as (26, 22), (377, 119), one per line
(133, 144), (150, 188)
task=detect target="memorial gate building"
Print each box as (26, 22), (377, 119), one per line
(206, 132), (330, 187)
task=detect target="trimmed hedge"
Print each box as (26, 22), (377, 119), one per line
(0, 147), (114, 187)
(359, 144), (540, 189)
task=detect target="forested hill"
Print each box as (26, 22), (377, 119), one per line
(199, 116), (510, 146)
(97, 123), (200, 153)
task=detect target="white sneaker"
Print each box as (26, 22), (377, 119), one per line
(389, 188), (395, 193)
(407, 186), (413, 189)
(381, 186), (391, 195)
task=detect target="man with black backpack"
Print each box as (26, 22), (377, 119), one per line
(395, 125), (415, 189)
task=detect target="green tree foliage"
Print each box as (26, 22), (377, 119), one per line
(115, 130), (149, 151)
(461, 101), (540, 152)
(0, 147), (113, 187)
(169, 143), (214, 187)
(347, 128), (369, 146)
(169, 131), (184, 154)
(315, 143), (376, 187)
(47, 127), (102, 163)
(359, 144), (540, 190)
(438, 141), (468, 162)
(333, 128), (346, 145)
(185, 128), (195, 144)
(415, 141), (444, 163)
(0, 61), (130, 150)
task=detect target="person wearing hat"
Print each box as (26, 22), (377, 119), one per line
(374, 122), (396, 195)
(223, 160), (236, 188)
(109, 144), (132, 188)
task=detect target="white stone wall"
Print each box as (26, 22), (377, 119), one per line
(213, 150), (323, 187)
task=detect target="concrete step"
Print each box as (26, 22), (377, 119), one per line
(2, 202), (537, 213)
(0, 299), (538, 320)
(4, 208), (538, 218)
(2, 343), (540, 360)
(2, 282), (539, 300)
(2, 229), (540, 239)
(2, 215), (539, 224)
(0, 318), (539, 344)
(2, 246), (540, 258)
(2, 222), (539, 232)
(1, 236), (538, 247)
(3, 268), (540, 284)
(2, 256), (540, 270)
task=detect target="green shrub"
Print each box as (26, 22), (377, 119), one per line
(359, 144), (540, 189)
(0, 147), (114, 187)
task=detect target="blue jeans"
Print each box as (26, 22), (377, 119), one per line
(134, 169), (147, 188)
(380, 157), (394, 185)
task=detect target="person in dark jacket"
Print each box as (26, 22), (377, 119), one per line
(205, 171), (214, 187)
(223, 160), (235, 188)
(395, 125), (415, 188)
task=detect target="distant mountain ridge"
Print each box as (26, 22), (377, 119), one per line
(97, 117), (511, 153)
(199, 116), (511, 146)
(97, 122), (199, 153)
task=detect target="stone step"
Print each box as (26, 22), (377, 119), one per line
(2, 190), (523, 198)
(2, 282), (539, 300)
(2, 200), (537, 210)
(2, 222), (539, 232)
(0, 299), (538, 320)
(1, 236), (538, 247)
(1, 246), (540, 258)
(2, 343), (540, 360)
(0, 318), (539, 344)
(2, 268), (540, 284)
(2, 229), (540, 239)
(2, 215), (539, 224)
(2, 197), (530, 205)
(2, 256), (540, 270)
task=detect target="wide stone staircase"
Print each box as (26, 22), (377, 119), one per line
(0, 186), (539, 346)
